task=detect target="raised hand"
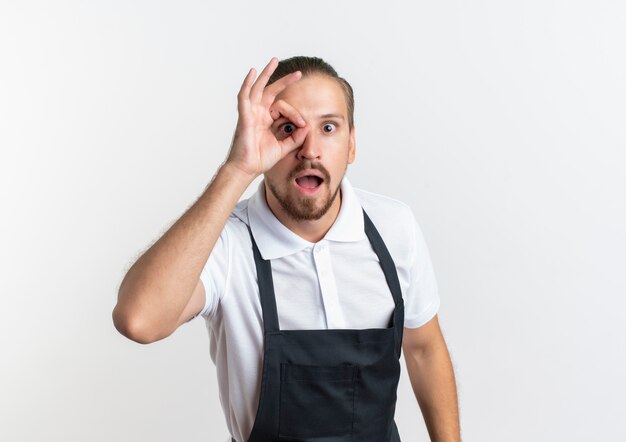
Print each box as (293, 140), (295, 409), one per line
(225, 57), (309, 178)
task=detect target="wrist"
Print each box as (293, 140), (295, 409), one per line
(219, 161), (259, 187)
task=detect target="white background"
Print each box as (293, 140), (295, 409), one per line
(1, 1), (625, 441)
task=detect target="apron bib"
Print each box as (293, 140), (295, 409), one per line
(237, 209), (404, 442)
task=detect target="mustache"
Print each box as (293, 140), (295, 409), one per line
(288, 162), (330, 182)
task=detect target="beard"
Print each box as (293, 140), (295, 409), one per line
(266, 162), (344, 221)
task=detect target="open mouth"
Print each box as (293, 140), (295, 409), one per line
(295, 175), (324, 189)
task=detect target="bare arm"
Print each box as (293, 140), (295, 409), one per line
(112, 164), (252, 343)
(112, 57), (310, 344)
(403, 315), (461, 442)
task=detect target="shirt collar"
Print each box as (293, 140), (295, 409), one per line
(247, 176), (366, 260)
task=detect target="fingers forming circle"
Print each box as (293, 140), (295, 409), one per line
(269, 99), (306, 126)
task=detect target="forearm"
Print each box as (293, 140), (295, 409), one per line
(113, 57), (308, 343)
(404, 341), (460, 442)
(113, 162), (254, 342)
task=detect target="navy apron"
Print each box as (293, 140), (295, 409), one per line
(236, 209), (404, 442)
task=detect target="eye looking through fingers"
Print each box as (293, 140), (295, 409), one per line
(272, 121), (298, 141)
(281, 123), (296, 134)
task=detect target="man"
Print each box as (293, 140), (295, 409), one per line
(113, 56), (460, 442)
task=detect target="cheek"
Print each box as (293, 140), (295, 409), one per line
(329, 159), (348, 177)
(266, 162), (292, 182)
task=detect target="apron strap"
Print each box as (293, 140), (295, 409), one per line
(246, 223), (281, 333)
(362, 209), (405, 355)
(245, 208), (405, 344)
(362, 209), (404, 309)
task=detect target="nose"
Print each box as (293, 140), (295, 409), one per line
(295, 130), (320, 161)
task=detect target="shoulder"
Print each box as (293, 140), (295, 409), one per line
(353, 186), (416, 233)
(206, 197), (253, 255)
(223, 197), (253, 242)
(231, 197), (250, 225)
(351, 186), (419, 266)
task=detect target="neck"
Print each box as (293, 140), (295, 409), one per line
(264, 185), (342, 243)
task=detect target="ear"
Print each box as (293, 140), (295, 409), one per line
(347, 125), (356, 164)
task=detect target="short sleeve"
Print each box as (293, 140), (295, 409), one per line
(191, 221), (232, 321)
(403, 212), (440, 328)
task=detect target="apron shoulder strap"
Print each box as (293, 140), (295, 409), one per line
(245, 223), (281, 333)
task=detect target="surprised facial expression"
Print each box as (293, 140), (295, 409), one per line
(264, 74), (356, 221)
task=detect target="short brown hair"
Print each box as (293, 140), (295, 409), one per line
(267, 56), (355, 129)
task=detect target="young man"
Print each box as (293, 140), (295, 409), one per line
(113, 56), (461, 442)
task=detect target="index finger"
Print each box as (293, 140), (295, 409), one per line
(260, 70), (303, 108)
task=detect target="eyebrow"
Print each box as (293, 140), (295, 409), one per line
(319, 113), (345, 120)
(273, 113), (345, 125)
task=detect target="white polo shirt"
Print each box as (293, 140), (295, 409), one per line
(195, 176), (440, 442)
